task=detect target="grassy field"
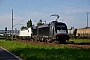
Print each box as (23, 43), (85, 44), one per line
(0, 39), (90, 60)
(0, 36), (5, 39)
(69, 38), (90, 43)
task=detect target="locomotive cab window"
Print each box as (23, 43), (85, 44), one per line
(55, 23), (67, 33)
(56, 25), (66, 30)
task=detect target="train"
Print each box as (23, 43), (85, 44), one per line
(19, 28), (32, 40)
(19, 21), (69, 43)
(68, 27), (90, 38)
(68, 27), (77, 38)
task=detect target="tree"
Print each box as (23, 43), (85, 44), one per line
(37, 19), (43, 26)
(27, 19), (32, 28)
(21, 19), (32, 30)
(21, 26), (27, 30)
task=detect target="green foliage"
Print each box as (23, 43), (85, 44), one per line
(69, 39), (90, 43)
(27, 19), (32, 28)
(37, 19), (43, 26)
(0, 40), (90, 60)
(20, 26), (27, 30)
(37, 22), (43, 26)
(20, 19), (32, 30)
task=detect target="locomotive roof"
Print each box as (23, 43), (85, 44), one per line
(50, 21), (64, 24)
(33, 26), (37, 29)
(38, 22), (66, 28)
(33, 21), (66, 29)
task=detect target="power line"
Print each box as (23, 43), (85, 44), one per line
(13, 20), (24, 27)
(15, 0), (28, 8)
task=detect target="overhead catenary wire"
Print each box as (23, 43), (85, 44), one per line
(15, 0), (28, 8)
(13, 20), (24, 27)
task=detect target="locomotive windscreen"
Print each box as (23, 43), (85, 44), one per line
(55, 23), (68, 33)
(55, 23), (67, 30)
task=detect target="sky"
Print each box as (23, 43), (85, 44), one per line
(0, 0), (90, 30)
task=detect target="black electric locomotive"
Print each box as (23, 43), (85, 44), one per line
(32, 21), (69, 43)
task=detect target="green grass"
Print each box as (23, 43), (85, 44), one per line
(0, 36), (5, 39)
(0, 40), (90, 60)
(69, 38), (90, 43)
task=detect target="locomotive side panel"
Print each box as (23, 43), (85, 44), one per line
(36, 24), (50, 42)
(33, 29), (37, 36)
(38, 27), (50, 37)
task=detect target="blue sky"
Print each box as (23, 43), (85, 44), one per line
(0, 0), (90, 30)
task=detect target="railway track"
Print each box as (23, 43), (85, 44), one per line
(15, 39), (90, 49)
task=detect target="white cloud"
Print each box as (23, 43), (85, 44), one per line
(64, 5), (90, 14)
(0, 13), (26, 30)
(0, 13), (11, 29)
(0, 5), (90, 30)
(0, 12), (52, 30)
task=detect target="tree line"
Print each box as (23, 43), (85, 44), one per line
(21, 19), (44, 30)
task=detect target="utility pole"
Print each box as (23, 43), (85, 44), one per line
(12, 9), (14, 41)
(44, 20), (46, 24)
(86, 12), (89, 28)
